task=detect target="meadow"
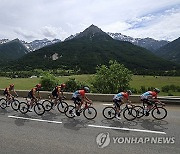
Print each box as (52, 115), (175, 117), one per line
(0, 75), (180, 96)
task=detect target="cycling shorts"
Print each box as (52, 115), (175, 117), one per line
(113, 99), (122, 108)
(141, 99), (153, 106)
(3, 90), (9, 96)
(72, 97), (81, 105)
(28, 92), (35, 99)
(52, 91), (58, 98)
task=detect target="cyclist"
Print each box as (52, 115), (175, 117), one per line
(4, 84), (18, 106)
(140, 88), (161, 114)
(51, 83), (66, 108)
(113, 90), (133, 120)
(27, 84), (41, 111)
(72, 86), (92, 116)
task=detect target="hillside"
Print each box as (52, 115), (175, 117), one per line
(1, 25), (178, 73)
(156, 37), (180, 64)
(0, 39), (29, 62)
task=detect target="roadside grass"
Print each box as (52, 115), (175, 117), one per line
(0, 75), (180, 96)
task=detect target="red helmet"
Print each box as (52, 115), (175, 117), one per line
(36, 84), (41, 89)
(60, 83), (66, 88)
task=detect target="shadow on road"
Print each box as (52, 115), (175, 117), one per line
(13, 113), (32, 126)
(136, 118), (168, 132)
(62, 117), (96, 131)
(0, 108), (15, 115)
(101, 119), (138, 133)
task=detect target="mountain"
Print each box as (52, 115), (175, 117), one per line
(107, 32), (169, 52)
(3, 24), (178, 74)
(0, 39), (9, 44)
(0, 39), (29, 62)
(22, 38), (61, 52)
(155, 37), (180, 64)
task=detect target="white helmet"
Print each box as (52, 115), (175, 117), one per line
(127, 90), (132, 95)
(84, 87), (90, 93)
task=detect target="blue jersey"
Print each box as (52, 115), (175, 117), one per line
(113, 92), (128, 100)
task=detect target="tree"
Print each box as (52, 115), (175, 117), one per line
(65, 78), (85, 92)
(91, 60), (132, 94)
(40, 72), (59, 91)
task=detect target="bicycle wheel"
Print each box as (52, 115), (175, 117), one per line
(57, 101), (68, 113)
(102, 106), (116, 119)
(34, 103), (45, 116)
(19, 102), (29, 114)
(83, 106), (97, 120)
(133, 105), (144, 118)
(123, 107), (137, 121)
(64, 105), (76, 118)
(11, 99), (20, 111)
(42, 100), (53, 111)
(151, 107), (167, 120)
(0, 98), (7, 109)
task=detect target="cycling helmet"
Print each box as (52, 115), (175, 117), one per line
(84, 86), (90, 93)
(127, 90), (132, 95)
(60, 83), (66, 88)
(154, 88), (160, 93)
(36, 83), (41, 89)
(10, 84), (14, 88)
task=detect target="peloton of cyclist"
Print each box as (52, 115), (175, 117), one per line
(113, 90), (133, 120)
(51, 83), (66, 108)
(72, 87), (92, 116)
(140, 88), (161, 114)
(4, 84), (18, 106)
(27, 84), (41, 111)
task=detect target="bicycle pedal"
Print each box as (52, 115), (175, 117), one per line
(76, 111), (80, 116)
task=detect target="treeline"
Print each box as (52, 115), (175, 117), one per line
(0, 69), (77, 78)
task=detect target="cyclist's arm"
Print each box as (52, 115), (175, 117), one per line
(37, 90), (41, 99)
(85, 96), (92, 103)
(12, 89), (18, 97)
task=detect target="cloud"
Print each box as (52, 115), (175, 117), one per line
(0, 0), (180, 41)
(41, 26), (69, 40)
(13, 27), (37, 40)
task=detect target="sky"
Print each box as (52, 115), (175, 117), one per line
(0, 0), (180, 42)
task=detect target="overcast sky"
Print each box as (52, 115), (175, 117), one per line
(0, 0), (180, 42)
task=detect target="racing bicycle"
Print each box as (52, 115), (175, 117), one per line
(65, 102), (97, 120)
(0, 96), (20, 111)
(42, 96), (68, 113)
(19, 97), (45, 116)
(102, 103), (137, 121)
(134, 100), (167, 120)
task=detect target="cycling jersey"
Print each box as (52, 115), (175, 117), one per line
(113, 92), (129, 101)
(4, 86), (14, 96)
(141, 91), (157, 100)
(28, 87), (39, 99)
(52, 86), (61, 97)
(72, 90), (85, 98)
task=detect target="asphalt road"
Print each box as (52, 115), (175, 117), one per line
(0, 98), (180, 154)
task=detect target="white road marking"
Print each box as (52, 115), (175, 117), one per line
(8, 116), (166, 134)
(88, 124), (166, 134)
(8, 115), (62, 124)
(103, 104), (113, 106)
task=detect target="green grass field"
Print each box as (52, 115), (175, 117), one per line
(0, 75), (180, 96)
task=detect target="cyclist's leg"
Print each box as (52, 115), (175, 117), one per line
(27, 92), (35, 109)
(113, 99), (121, 116)
(52, 91), (58, 106)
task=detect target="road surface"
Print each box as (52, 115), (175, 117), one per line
(0, 98), (180, 154)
